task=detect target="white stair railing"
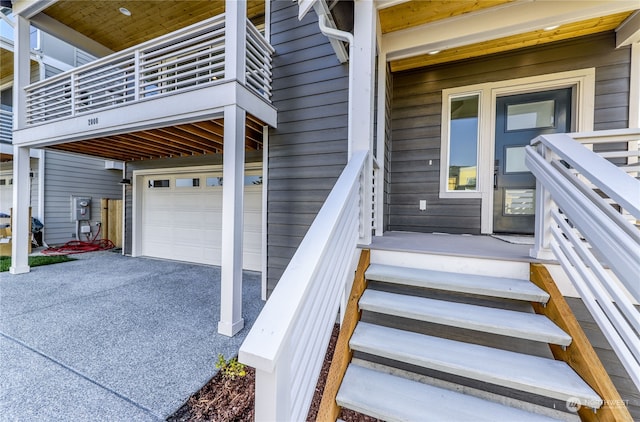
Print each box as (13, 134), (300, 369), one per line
(525, 128), (640, 392)
(0, 108), (12, 143)
(239, 150), (368, 422)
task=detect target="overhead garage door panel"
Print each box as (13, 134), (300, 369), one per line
(141, 173), (261, 271)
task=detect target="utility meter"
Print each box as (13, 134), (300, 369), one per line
(72, 196), (92, 221)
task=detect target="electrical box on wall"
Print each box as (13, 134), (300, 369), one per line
(71, 196), (92, 221)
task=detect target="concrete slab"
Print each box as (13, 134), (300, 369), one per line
(0, 251), (264, 420)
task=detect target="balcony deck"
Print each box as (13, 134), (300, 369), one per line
(11, 14), (275, 158)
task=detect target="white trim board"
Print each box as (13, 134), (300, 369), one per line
(439, 68), (596, 234)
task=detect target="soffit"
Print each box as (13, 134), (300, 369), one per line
(47, 116), (265, 162)
(0, 47), (40, 85)
(40, 0), (266, 52)
(0, 47), (12, 80)
(379, 0), (514, 34)
(379, 1), (636, 72)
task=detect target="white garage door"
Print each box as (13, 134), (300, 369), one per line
(140, 171), (262, 271)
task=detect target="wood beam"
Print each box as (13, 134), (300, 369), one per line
(316, 249), (370, 422)
(30, 13), (113, 57)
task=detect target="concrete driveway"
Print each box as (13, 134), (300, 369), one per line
(0, 251), (264, 421)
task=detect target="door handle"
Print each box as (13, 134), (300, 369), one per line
(494, 172), (497, 189)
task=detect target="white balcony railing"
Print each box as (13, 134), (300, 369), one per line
(23, 14), (273, 126)
(0, 109), (12, 143)
(239, 150), (369, 422)
(526, 128), (640, 392)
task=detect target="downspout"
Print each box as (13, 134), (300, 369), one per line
(317, 13), (355, 159)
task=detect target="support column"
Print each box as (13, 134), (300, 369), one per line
(352, 0), (377, 245)
(225, 0), (246, 84)
(218, 104), (246, 337)
(11, 146), (31, 274)
(10, 15), (32, 275)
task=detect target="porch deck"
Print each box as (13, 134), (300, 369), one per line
(367, 231), (541, 263)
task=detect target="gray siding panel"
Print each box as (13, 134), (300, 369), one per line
(266, 0), (349, 294)
(43, 151), (122, 245)
(388, 32), (631, 234)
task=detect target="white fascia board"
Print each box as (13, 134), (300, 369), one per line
(298, 0), (318, 20)
(11, 0), (57, 19)
(376, 0), (411, 11)
(617, 10), (640, 47)
(12, 81), (277, 148)
(383, 0), (640, 61)
(30, 13), (113, 58)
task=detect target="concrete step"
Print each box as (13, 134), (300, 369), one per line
(337, 364), (564, 422)
(359, 289), (572, 346)
(365, 263), (549, 303)
(350, 322), (602, 406)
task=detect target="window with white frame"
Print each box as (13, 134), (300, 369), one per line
(442, 92), (481, 195)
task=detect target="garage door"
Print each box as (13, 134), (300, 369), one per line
(140, 171), (262, 271)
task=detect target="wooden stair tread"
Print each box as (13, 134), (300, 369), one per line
(359, 289), (572, 346)
(337, 364), (564, 422)
(350, 322), (602, 406)
(365, 263), (550, 302)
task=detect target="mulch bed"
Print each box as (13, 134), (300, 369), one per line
(168, 324), (379, 422)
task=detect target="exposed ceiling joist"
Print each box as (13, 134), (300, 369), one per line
(30, 13), (113, 57)
(383, 0), (640, 61)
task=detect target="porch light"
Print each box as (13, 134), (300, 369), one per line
(119, 7), (131, 16)
(119, 178), (131, 185)
(428, 50), (441, 55)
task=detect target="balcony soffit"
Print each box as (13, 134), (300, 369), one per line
(377, 1), (637, 72)
(47, 115), (265, 162)
(0, 46), (40, 83)
(39, 0), (266, 52)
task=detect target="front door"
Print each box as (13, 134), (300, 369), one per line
(493, 88), (572, 234)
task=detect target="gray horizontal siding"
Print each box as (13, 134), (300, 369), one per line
(43, 151), (122, 245)
(266, 0), (349, 294)
(388, 32), (631, 234)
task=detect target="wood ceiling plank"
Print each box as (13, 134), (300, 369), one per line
(380, 0), (513, 34)
(42, 0), (265, 52)
(390, 12), (632, 72)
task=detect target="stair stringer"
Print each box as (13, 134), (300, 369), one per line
(530, 264), (633, 422)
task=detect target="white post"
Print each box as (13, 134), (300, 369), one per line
(530, 144), (555, 260)
(374, 45), (387, 237)
(11, 146), (31, 274)
(254, 346), (291, 422)
(225, 0), (247, 85)
(13, 15), (29, 130)
(218, 104), (246, 337)
(10, 14), (31, 274)
(352, 0), (377, 245)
